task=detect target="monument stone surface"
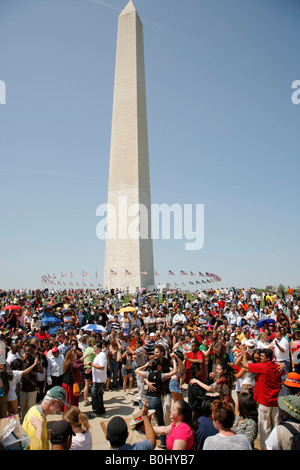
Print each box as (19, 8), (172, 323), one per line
(103, 1), (154, 292)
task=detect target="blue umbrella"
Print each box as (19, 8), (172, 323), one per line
(82, 324), (107, 333)
(256, 318), (276, 328)
(41, 316), (61, 324)
(48, 326), (60, 334)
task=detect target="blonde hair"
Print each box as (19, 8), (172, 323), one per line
(63, 405), (90, 432)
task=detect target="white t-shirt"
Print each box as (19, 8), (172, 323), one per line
(8, 370), (23, 401)
(92, 351), (107, 383)
(70, 431), (93, 450)
(272, 337), (290, 362)
(203, 432), (252, 450)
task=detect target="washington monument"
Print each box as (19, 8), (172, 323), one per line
(103, 1), (155, 292)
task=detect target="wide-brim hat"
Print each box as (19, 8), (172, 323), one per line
(278, 395), (300, 421)
(129, 409), (156, 427)
(284, 372), (300, 389)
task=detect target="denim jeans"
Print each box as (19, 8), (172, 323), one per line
(146, 395), (166, 446)
(110, 360), (119, 386)
(91, 382), (105, 414)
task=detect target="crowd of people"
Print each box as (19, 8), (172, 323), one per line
(0, 285), (300, 450)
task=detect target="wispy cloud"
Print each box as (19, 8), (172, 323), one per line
(1, 167), (106, 182)
(87, 0), (229, 59)
(87, 0), (121, 12)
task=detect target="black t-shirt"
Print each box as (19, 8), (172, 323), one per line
(98, 312), (108, 327)
(145, 370), (166, 398)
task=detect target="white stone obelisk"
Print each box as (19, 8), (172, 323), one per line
(103, 1), (154, 292)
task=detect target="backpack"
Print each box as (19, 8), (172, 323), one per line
(281, 422), (300, 450)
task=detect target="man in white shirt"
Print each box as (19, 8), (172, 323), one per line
(226, 307), (239, 329)
(144, 311), (156, 334)
(172, 309), (187, 329)
(246, 305), (259, 326)
(6, 342), (21, 365)
(270, 330), (290, 383)
(89, 341), (107, 416)
(47, 347), (64, 387)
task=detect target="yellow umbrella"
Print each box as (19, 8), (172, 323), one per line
(119, 306), (137, 313)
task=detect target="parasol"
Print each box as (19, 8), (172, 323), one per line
(256, 318), (276, 328)
(119, 306), (137, 313)
(82, 324), (107, 333)
(3, 305), (21, 311)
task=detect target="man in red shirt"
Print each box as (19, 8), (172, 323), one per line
(34, 327), (50, 342)
(242, 347), (285, 450)
(184, 340), (205, 384)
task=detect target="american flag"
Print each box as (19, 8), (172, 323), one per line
(61, 272), (67, 277)
(155, 271), (159, 276)
(110, 270), (117, 275)
(141, 270), (147, 275)
(169, 270), (175, 276)
(190, 271), (196, 276)
(125, 269), (132, 276)
(71, 272), (75, 277)
(199, 272), (205, 277)
(180, 270), (188, 275)
(83, 271), (88, 276)
(189, 281), (194, 285)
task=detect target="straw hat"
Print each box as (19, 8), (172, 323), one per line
(129, 409), (156, 428)
(278, 395), (300, 421)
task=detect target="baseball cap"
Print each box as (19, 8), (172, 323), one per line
(46, 386), (69, 408)
(50, 420), (75, 444)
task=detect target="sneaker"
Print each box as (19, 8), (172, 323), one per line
(83, 400), (90, 406)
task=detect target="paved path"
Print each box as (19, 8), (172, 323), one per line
(47, 383), (172, 450)
(47, 387), (260, 450)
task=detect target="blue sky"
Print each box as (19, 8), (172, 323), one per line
(0, 0), (299, 291)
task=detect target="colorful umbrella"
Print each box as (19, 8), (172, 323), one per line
(256, 318), (276, 328)
(41, 317), (61, 324)
(3, 305), (21, 311)
(119, 306), (137, 313)
(82, 324), (107, 333)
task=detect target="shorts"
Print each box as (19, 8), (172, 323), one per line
(169, 378), (181, 394)
(84, 369), (92, 380)
(121, 367), (133, 377)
